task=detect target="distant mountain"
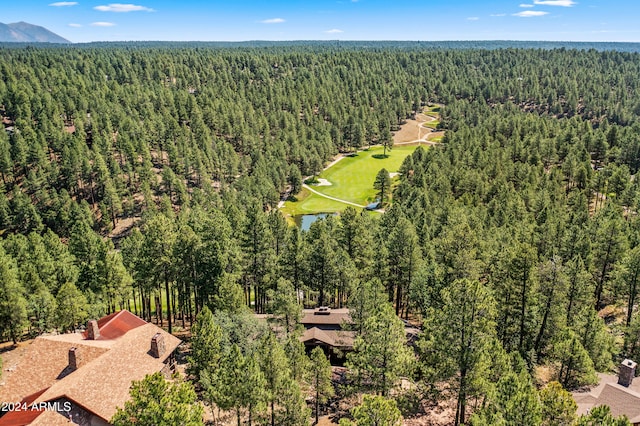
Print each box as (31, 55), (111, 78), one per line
(0, 21), (70, 43)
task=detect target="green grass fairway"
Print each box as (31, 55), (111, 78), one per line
(282, 144), (419, 216)
(281, 187), (353, 218)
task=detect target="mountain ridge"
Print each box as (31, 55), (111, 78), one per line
(0, 21), (70, 43)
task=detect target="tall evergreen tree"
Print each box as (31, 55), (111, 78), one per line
(347, 301), (413, 396)
(111, 372), (204, 426)
(310, 346), (334, 426)
(0, 245), (28, 343)
(374, 168), (391, 207)
(419, 279), (497, 426)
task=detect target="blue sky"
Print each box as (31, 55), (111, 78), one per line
(4, 1), (640, 43)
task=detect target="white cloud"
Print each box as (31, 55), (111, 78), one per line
(260, 18), (285, 24)
(533, 0), (576, 6)
(513, 10), (549, 17)
(520, 3), (534, 7)
(68, 23), (82, 27)
(94, 3), (153, 12)
(324, 29), (344, 33)
(49, 1), (78, 6)
(467, 17), (480, 21)
(91, 21), (117, 26)
(490, 13), (507, 16)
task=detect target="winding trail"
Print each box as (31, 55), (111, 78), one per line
(279, 106), (443, 211)
(302, 184), (367, 209)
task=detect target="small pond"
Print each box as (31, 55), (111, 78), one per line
(293, 213), (337, 231)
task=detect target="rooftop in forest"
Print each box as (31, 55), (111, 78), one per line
(0, 310), (181, 426)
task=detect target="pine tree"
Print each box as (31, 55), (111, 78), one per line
(552, 329), (597, 389)
(140, 213), (177, 333)
(380, 126), (394, 157)
(258, 332), (291, 426)
(539, 381), (577, 426)
(0, 246), (28, 343)
(56, 281), (89, 332)
(614, 245), (640, 327)
(310, 346), (334, 425)
(575, 405), (631, 426)
(419, 279), (497, 426)
(374, 168), (391, 207)
(111, 372), (204, 426)
(188, 306), (222, 381)
(347, 302), (413, 396)
(268, 278), (302, 335)
(339, 395), (403, 426)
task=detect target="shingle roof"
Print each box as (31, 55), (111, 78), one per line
(0, 337), (110, 403)
(0, 388), (50, 426)
(301, 327), (356, 348)
(81, 309), (146, 340)
(300, 309), (352, 326)
(29, 411), (73, 426)
(0, 311), (181, 425)
(35, 323), (181, 422)
(592, 384), (640, 423)
(574, 376), (640, 424)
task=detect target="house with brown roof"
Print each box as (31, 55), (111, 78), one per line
(300, 308), (356, 364)
(299, 307), (420, 365)
(573, 360), (640, 426)
(0, 310), (181, 426)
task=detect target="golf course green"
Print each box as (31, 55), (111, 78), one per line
(281, 144), (420, 218)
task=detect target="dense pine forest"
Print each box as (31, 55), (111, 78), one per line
(2, 43), (640, 424)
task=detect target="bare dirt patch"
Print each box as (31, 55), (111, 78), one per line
(108, 216), (142, 240)
(394, 118), (423, 143)
(393, 108), (443, 144)
(318, 415), (340, 425)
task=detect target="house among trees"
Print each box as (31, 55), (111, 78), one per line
(0, 310), (181, 426)
(299, 307), (419, 365)
(573, 360), (640, 426)
(300, 307), (355, 364)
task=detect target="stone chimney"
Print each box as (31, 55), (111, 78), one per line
(86, 320), (100, 340)
(618, 359), (637, 387)
(150, 333), (165, 358)
(68, 347), (79, 370)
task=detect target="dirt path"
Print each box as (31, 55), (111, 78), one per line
(394, 109), (442, 144)
(279, 106), (443, 211)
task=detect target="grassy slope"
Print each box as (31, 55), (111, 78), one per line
(282, 144), (418, 216)
(317, 145), (417, 204)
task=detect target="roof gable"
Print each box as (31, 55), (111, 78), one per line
(0, 311), (181, 425)
(0, 389), (50, 426)
(301, 327), (355, 348)
(35, 323), (181, 421)
(594, 384), (640, 421)
(82, 310), (146, 340)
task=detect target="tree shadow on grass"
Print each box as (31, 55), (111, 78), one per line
(372, 154), (390, 159)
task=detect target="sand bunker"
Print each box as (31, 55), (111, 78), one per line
(315, 178), (332, 186)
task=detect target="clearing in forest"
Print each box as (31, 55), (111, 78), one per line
(281, 105), (443, 219)
(281, 144), (419, 217)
